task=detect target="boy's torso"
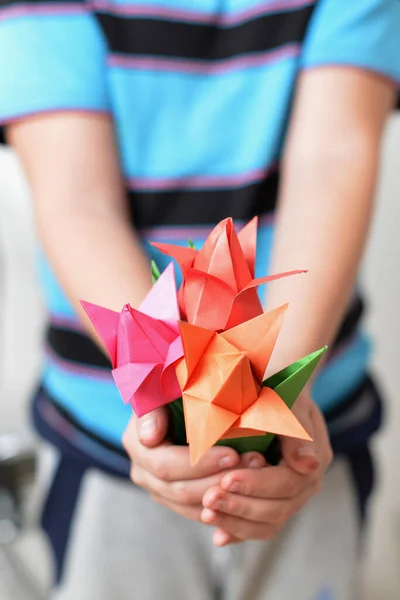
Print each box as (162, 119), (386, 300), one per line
(33, 0), (379, 460)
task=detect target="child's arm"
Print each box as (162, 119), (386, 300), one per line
(201, 68), (396, 546)
(9, 113), (153, 341)
(9, 111), (242, 517)
(266, 67), (395, 372)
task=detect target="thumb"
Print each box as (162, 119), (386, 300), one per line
(280, 405), (319, 475)
(136, 407), (169, 448)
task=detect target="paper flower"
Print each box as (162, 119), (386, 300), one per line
(81, 263), (183, 417)
(151, 217), (305, 332)
(175, 304), (311, 464)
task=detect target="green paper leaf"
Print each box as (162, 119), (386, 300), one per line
(215, 433), (275, 453)
(187, 239), (196, 249)
(151, 260), (161, 284)
(262, 345), (328, 409)
(168, 398), (186, 445)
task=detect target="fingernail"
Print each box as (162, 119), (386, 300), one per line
(248, 457), (264, 468)
(139, 417), (156, 440)
(219, 454), (237, 469)
(201, 508), (216, 523)
(295, 446), (319, 471)
(212, 499), (226, 511)
(295, 446), (317, 459)
(213, 530), (229, 547)
(227, 481), (242, 494)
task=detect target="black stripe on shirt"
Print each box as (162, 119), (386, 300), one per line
(128, 173), (279, 228)
(35, 373), (382, 464)
(326, 375), (383, 454)
(97, 5), (314, 61)
(332, 296), (365, 348)
(35, 387), (128, 458)
(45, 294), (364, 372)
(47, 327), (111, 369)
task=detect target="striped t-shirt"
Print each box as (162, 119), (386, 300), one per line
(1, 0), (399, 469)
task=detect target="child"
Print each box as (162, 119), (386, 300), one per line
(1, 1), (399, 598)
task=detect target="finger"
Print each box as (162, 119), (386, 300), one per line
(280, 403), (320, 475)
(132, 440), (240, 482)
(239, 452), (267, 469)
(131, 464), (235, 505)
(150, 494), (203, 522)
(203, 481), (320, 524)
(201, 509), (281, 541)
(136, 408), (170, 448)
(281, 402), (332, 475)
(220, 464), (315, 499)
(213, 529), (241, 547)
(309, 402), (333, 469)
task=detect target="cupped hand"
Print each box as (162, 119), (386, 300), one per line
(201, 395), (333, 546)
(122, 408), (265, 521)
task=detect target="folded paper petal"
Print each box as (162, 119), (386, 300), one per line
(112, 362), (157, 406)
(151, 217), (307, 332)
(160, 363), (182, 405)
(183, 394), (238, 465)
(237, 216), (258, 278)
(117, 306), (165, 365)
(224, 270), (306, 330)
(221, 427), (265, 440)
(177, 322), (215, 387)
(80, 302), (119, 367)
(242, 270), (308, 292)
(239, 387), (312, 441)
(139, 262), (181, 323)
(81, 263), (183, 417)
(221, 304), (288, 382)
(180, 267), (235, 330)
(225, 218), (253, 290)
(164, 335), (184, 371)
(194, 218), (239, 291)
(129, 308), (177, 355)
(150, 242), (197, 269)
(129, 365), (165, 417)
(224, 287), (263, 329)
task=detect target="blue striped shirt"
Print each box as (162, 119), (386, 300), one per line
(0, 0), (399, 448)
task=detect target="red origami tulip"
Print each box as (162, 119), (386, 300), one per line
(151, 217), (305, 331)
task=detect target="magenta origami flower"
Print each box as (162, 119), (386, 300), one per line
(81, 263), (183, 417)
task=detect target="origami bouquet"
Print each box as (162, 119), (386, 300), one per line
(82, 217), (327, 464)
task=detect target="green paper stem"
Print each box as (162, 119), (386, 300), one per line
(151, 260), (161, 284)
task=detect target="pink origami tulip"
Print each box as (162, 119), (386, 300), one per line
(80, 263), (183, 417)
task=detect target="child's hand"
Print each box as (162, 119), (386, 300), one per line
(122, 409), (265, 521)
(201, 396), (333, 546)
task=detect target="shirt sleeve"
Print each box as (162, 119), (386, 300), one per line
(0, 4), (111, 142)
(301, 0), (400, 86)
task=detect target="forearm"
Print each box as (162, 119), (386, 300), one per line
(37, 202), (152, 319)
(265, 68), (395, 374)
(9, 114), (152, 343)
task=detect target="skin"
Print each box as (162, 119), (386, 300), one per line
(9, 66), (396, 547)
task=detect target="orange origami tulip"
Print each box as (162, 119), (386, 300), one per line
(175, 304), (312, 465)
(151, 217), (306, 331)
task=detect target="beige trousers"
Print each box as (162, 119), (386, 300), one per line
(38, 451), (361, 600)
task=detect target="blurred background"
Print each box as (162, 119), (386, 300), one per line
(0, 115), (399, 599)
